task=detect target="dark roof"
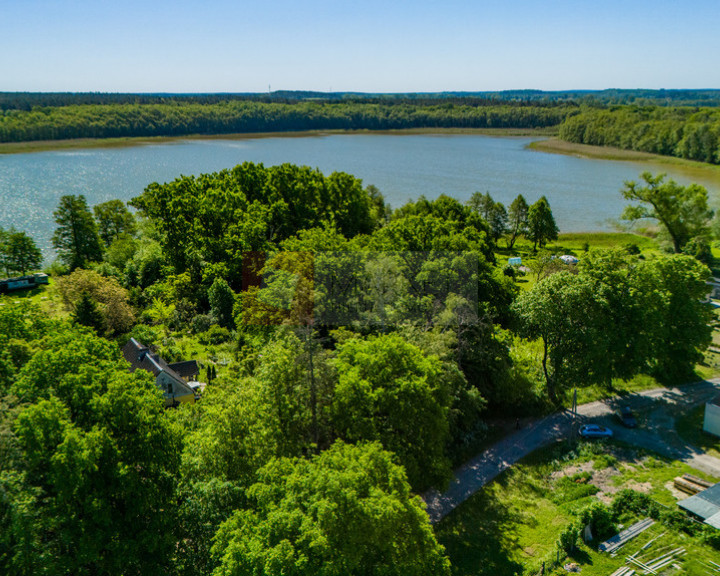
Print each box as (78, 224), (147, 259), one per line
(168, 360), (200, 379)
(121, 338), (184, 384)
(711, 395), (720, 408)
(678, 482), (720, 520)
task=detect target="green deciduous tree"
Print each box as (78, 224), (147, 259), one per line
(93, 199), (137, 247)
(526, 196), (559, 251)
(635, 254), (712, 381)
(0, 310), (182, 576)
(507, 194), (529, 249)
(55, 268), (135, 334)
(467, 192), (508, 244)
(209, 277), (236, 329)
(0, 229), (42, 276)
(52, 195), (103, 269)
(331, 333), (452, 490)
(621, 172), (713, 253)
(513, 272), (604, 403)
(211, 441), (451, 576)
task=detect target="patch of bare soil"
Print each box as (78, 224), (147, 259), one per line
(664, 480), (691, 502)
(551, 460), (624, 504)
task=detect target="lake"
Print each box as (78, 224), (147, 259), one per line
(1, 133), (717, 256)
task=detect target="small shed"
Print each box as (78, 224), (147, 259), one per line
(678, 482), (720, 528)
(704, 396), (720, 438)
(508, 257), (522, 266)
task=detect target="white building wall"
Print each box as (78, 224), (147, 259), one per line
(703, 402), (720, 437)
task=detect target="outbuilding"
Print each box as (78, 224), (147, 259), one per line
(678, 482), (720, 528)
(704, 396), (720, 438)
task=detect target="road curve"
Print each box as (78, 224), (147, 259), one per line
(423, 379), (720, 524)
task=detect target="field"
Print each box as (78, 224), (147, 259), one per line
(435, 440), (720, 576)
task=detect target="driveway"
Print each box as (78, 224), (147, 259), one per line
(423, 379), (720, 523)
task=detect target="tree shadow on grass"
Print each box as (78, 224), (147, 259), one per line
(434, 486), (526, 576)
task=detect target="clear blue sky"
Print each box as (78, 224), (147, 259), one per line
(2, 0), (719, 93)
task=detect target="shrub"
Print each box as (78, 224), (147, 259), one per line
(192, 313), (216, 334)
(129, 323), (161, 348)
(199, 325), (231, 345)
(557, 522), (580, 553)
(552, 473), (599, 504)
(578, 502), (615, 543)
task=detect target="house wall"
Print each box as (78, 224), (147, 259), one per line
(703, 402), (720, 437)
(156, 371), (195, 406)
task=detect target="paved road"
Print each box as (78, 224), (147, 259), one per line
(423, 380), (720, 524)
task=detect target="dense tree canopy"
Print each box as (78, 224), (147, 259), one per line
(514, 252), (712, 402)
(0, 100), (573, 143)
(211, 441), (451, 576)
(559, 105), (720, 164)
(93, 199), (137, 247)
(0, 304), (181, 575)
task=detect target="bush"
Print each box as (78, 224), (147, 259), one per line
(502, 265), (516, 278)
(199, 325), (231, 345)
(192, 313), (216, 334)
(129, 323), (161, 347)
(557, 522), (580, 553)
(683, 236), (713, 265)
(578, 502), (615, 543)
(611, 489), (660, 520)
(552, 473), (599, 504)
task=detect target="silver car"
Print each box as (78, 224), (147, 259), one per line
(578, 424), (613, 438)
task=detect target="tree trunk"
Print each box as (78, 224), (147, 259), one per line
(541, 338), (559, 404)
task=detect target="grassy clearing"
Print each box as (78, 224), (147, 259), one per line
(0, 278), (66, 317)
(564, 374), (664, 408)
(435, 440), (720, 576)
(496, 232), (659, 293)
(676, 406), (720, 460)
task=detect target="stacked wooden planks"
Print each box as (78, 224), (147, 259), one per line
(599, 518), (655, 553)
(673, 473), (713, 495)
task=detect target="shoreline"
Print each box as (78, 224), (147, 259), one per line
(528, 138), (720, 189)
(0, 127), (556, 155)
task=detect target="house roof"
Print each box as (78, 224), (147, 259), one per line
(122, 338), (185, 384)
(168, 360), (200, 379)
(678, 482), (720, 521)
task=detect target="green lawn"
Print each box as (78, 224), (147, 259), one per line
(435, 441), (720, 576)
(496, 232), (660, 293)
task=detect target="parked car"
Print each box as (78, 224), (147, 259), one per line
(616, 406), (637, 428)
(578, 424), (613, 438)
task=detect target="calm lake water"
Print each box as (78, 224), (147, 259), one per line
(1, 134), (718, 256)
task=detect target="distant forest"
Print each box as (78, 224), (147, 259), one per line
(2, 90), (720, 165)
(0, 100), (573, 142)
(3, 88), (720, 110)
